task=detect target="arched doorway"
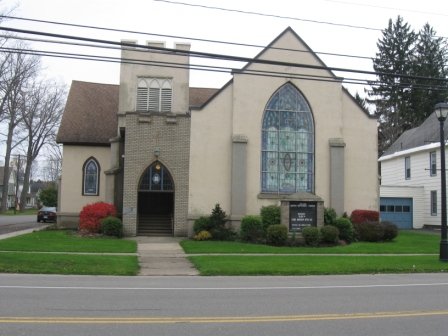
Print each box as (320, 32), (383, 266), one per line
(137, 161), (174, 236)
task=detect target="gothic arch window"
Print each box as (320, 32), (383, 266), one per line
(261, 83), (314, 193)
(83, 157), (100, 196)
(137, 78), (172, 113)
(139, 161), (174, 192)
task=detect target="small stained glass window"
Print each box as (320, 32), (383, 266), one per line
(83, 158), (99, 195)
(261, 83), (314, 193)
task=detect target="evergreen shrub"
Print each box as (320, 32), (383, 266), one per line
(260, 205), (281, 233)
(240, 215), (264, 243)
(302, 226), (320, 246)
(333, 217), (355, 243)
(320, 225), (339, 244)
(324, 207), (337, 225)
(266, 224), (288, 246)
(101, 216), (123, 238)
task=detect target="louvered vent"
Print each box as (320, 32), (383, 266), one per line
(136, 87), (148, 111)
(161, 88), (172, 112)
(148, 88), (160, 112)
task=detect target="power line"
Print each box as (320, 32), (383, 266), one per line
(1, 45), (446, 92)
(1, 15), (374, 61)
(154, 0), (448, 39)
(154, 0), (381, 32)
(1, 26), (446, 84)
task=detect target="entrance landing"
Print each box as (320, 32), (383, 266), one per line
(132, 237), (199, 276)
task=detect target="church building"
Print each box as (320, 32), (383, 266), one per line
(56, 27), (379, 236)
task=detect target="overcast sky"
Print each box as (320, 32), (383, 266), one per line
(1, 0), (448, 97)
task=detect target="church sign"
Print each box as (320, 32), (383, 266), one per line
(289, 201), (317, 231)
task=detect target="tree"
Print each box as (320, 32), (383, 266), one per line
(18, 80), (65, 211)
(0, 45), (40, 212)
(369, 16), (448, 155)
(37, 184), (57, 207)
(409, 23), (448, 124)
(368, 16), (417, 155)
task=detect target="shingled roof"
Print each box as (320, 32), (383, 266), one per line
(56, 81), (218, 145)
(56, 81), (119, 145)
(382, 112), (447, 156)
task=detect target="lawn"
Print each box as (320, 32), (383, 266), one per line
(183, 230), (448, 276)
(0, 230), (137, 253)
(181, 230), (439, 254)
(0, 230), (139, 275)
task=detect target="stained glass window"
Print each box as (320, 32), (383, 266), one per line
(261, 83), (314, 193)
(83, 158), (99, 195)
(139, 162), (174, 192)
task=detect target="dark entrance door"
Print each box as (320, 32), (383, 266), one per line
(137, 161), (174, 236)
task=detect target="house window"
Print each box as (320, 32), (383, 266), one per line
(431, 190), (437, 216)
(261, 83), (314, 193)
(137, 78), (172, 112)
(83, 157), (100, 196)
(430, 151), (437, 176)
(405, 156), (411, 180)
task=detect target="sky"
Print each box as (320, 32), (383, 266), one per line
(1, 0), (448, 98)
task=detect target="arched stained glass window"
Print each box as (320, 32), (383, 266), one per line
(261, 83), (314, 193)
(139, 161), (174, 192)
(83, 158), (100, 196)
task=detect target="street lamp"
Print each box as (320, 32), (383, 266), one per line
(435, 102), (448, 262)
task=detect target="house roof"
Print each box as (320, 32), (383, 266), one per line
(381, 112), (446, 157)
(56, 81), (119, 145)
(56, 81), (218, 145)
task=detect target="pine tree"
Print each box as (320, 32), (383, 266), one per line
(368, 16), (417, 155)
(409, 23), (448, 125)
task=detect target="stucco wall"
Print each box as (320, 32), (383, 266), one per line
(58, 145), (110, 225)
(189, 29), (378, 219)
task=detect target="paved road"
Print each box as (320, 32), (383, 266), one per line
(0, 215), (48, 236)
(1, 273), (447, 336)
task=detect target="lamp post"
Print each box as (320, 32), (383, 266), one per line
(435, 102), (448, 262)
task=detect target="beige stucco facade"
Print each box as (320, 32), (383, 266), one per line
(58, 145), (110, 228)
(57, 27), (378, 236)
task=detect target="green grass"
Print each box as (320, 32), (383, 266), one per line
(0, 230), (139, 275)
(0, 230), (137, 253)
(0, 209), (37, 216)
(189, 255), (448, 276)
(181, 230), (439, 254)
(0, 253), (138, 275)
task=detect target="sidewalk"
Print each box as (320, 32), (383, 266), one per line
(132, 237), (199, 276)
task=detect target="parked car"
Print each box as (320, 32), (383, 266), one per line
(37, 206), (57, 223)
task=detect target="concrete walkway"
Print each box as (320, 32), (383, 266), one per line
(132, 237), (199, 276)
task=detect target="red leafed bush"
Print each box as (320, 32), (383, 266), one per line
(350, 209), (379, 224)
(79, 202), (117, 233)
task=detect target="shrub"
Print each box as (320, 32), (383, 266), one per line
(302, 226), (320, 247)
(266, 224), (288, 246)
(324, 207), (337, 225)
(333, 217), (355, 243)
(101, 216), (123, 237)
(320, 225), (339, 244)
(193, 216), (211, 234)
(240, 215), (264, 243)
(193, 230), (212, 241)
(260, 205), (281, 233)
(382, 221), (398, 241)
(79, 202), (116, 233)
(354, 221), (384, 242)
(350, 209), (379, 224)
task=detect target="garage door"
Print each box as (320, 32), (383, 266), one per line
(380, 197), (413, 229)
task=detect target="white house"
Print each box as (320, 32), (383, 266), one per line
(379, 112), (446, 229)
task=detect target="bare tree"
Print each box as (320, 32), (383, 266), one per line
(19, 80), (65, 210)
(41, 141), (63, 182)
(0, 46), (40, 212)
